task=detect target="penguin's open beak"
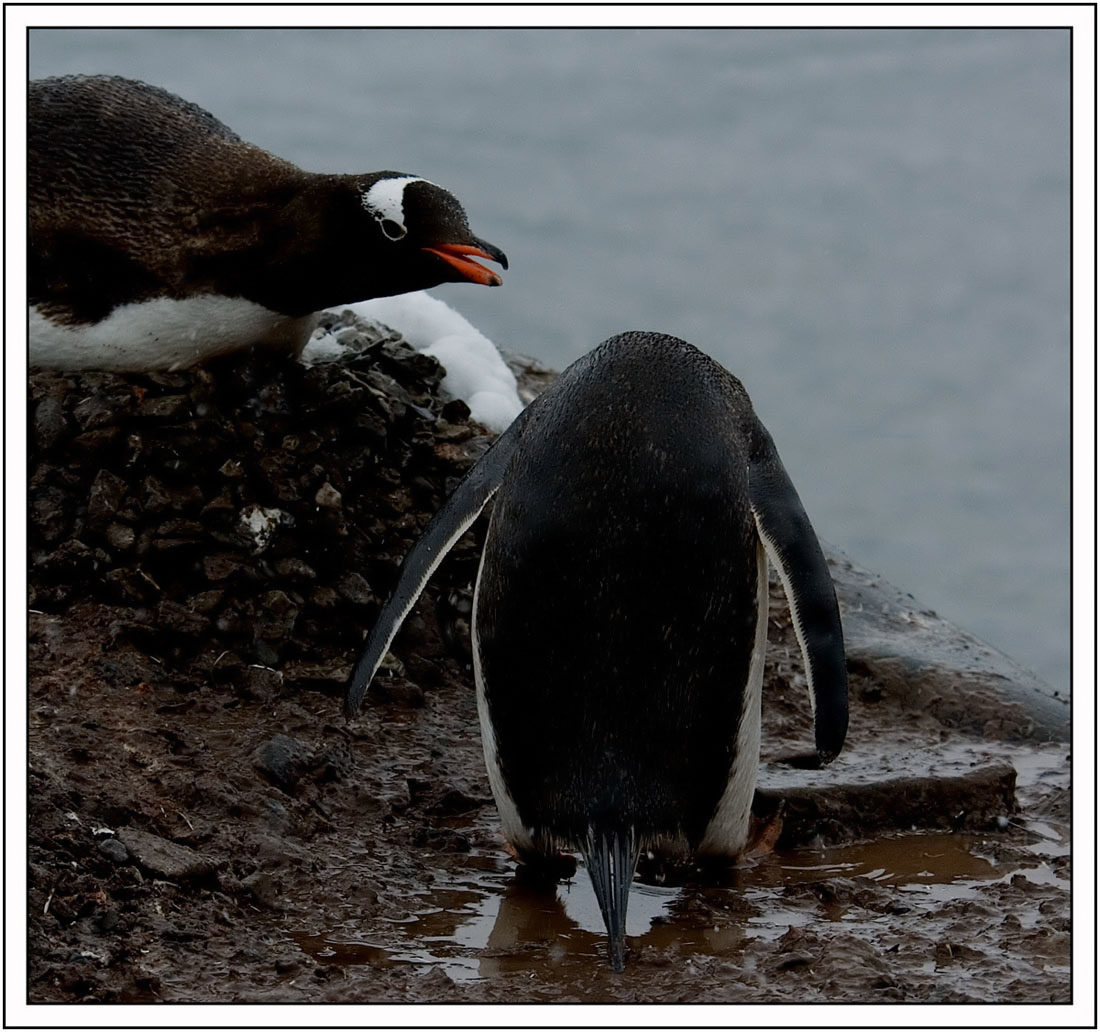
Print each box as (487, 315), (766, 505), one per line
(423, 239), (508, 286)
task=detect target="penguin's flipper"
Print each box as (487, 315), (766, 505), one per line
(344, 413), (526, 717)
(747, 423), (848, 763)
(581, 825), (641, 972)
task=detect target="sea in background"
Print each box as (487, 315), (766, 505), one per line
(28, 27), (1072, 694)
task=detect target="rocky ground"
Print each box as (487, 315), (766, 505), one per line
(26, 314), (1072, 1006)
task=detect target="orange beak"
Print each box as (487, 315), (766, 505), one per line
(423, 241), (508, 286)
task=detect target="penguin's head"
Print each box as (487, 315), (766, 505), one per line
(356, 172), (508, 289)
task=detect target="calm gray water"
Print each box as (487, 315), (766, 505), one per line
(29, 28), (1071, 693)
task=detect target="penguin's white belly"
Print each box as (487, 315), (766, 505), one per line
(470, 546), (536, 855)
(29, 296), (318, 371)
(698, 540), (770, 857)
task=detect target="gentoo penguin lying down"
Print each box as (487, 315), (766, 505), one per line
(345, 331), (848, 971)
(28, 75), (507, 371)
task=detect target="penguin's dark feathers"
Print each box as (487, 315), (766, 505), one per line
(29, 75), (506, 330)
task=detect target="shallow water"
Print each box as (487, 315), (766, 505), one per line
(289, 733), (1070, 991)
(292, 818), (1067, 985)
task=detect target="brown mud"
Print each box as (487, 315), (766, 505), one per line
(27, 317), (1070, 1004)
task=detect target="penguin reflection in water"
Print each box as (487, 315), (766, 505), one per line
(345, 331), (848, 970)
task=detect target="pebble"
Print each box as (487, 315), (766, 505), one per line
(252, 590), (300, 641)
(314, 482), (343, 508)
(137, 394), (190, 419)
(240, 665), (283, 703)
(72, 394), (119, 431)
(104, 523), (136, 552)
(335, 572), (374, 606)
(273, 558), (317, 582)
(252, 734), (306, 793)
(96, 838), (129, 864)
(219, 459), (245, 478)
(87, 470), (128, 527)
(241, 871), (282, 909)
(202, 553), (245, 582)
(370, 676), (425, 708)
(34, 395), (70, 450)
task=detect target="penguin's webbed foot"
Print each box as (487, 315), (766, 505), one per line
(503, 840), (578, 884)
(743, 800), (786, 859)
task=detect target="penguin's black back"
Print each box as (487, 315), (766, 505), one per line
(28, 75), (310, 321)
(29, 75), (297, 215)
(476, 332), (762, 849)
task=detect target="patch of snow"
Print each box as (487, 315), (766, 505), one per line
(299, 327), (344, 365)
(339, 292), (524, 432)
(464, 390), (525, 432)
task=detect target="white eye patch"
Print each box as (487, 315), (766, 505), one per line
(359, 176), (432, 240)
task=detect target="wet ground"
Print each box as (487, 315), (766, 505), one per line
(25, 599), (1072, 1005)
(26, 329), (1071, 1005)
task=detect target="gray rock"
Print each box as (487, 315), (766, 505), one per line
(97, 837), (129, 864)
(504, 352), (558, 404)
(336, 572), (374, 606)
(241, 871), (282, 909)
(104, 522), (136, 553)
(116, 828), (213, 881)
(253, 590), (300, 641)
(72, 393), (120, 431)
(33, 396), (70, 451)
(87, 469), (128, 529)
(273, 557), (317, 582)
(828, 548), (1069, 743)
(755, 762), (1018, 847)
(253, 734), (306, 793)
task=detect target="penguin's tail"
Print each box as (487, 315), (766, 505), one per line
(581, 823), (641, 972)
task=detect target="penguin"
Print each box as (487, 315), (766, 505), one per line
(28, 75), (507, 371)
(344, 331), (848, 971)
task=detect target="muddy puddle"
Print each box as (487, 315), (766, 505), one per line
(284, 737), (1069, 1001)
(292, 812), (1069, 991)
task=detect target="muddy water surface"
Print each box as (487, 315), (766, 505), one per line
(276, 728), (1069, 1004)
(292, 805), (1069, 998)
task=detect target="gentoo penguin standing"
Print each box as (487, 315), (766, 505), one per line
(28, 75), (507, 370)
(345, 331), (848, 971)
